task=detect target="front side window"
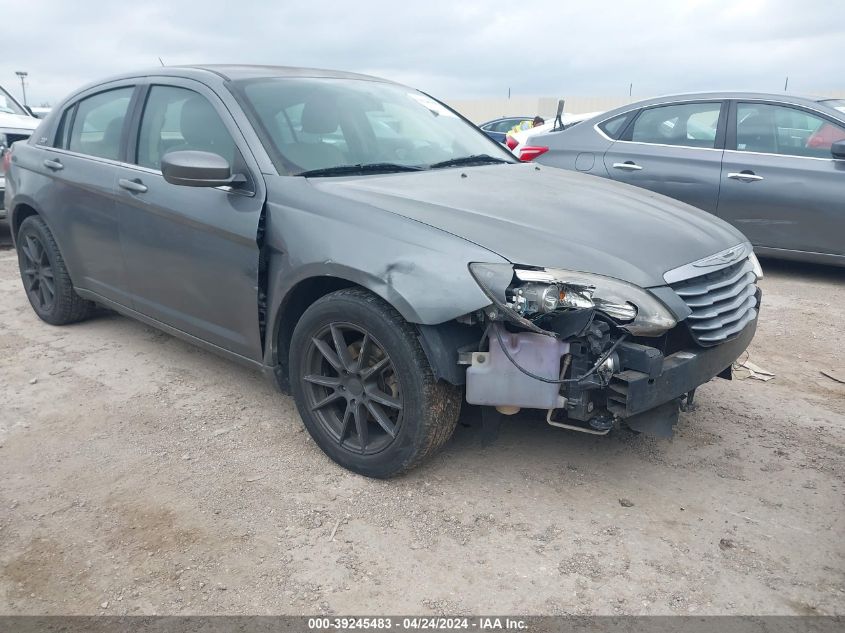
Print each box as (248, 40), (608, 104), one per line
(238, 77), (513, 175)
(630, 102), (722, 148)
(136, 85), (237, 170)
(736, 102), (845, 158)
(68, 87), (134, 160)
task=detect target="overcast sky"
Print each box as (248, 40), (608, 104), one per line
(2, 0), (843, 107)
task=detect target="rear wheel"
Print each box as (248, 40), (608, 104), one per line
(16, 215), (95, 325)
(289, 288), (461, 478)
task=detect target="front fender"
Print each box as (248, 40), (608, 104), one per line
(261, 176), (504, 321)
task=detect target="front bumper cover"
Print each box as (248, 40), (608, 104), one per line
(607, 316), (757, 419)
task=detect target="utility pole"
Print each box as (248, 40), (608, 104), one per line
(629, 83), (633, 97)
(784, 76), (789, 92)
(15, 71), (28, 106)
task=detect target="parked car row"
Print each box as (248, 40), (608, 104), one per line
(478, 116), (535, 144)
(520, 92), (845, 266)
(4, 65), (762, 477)
(0, 84), (40, 219)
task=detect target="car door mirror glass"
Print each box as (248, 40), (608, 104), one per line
(831, 140), (845, 160)
(161, 150), (243, 187)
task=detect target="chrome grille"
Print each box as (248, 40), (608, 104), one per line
(670, 257), (759, 346)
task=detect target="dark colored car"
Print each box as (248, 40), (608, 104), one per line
(5, 66), (761, 477)
(479, 116), (533, 143)
(528, 92), (845, 266)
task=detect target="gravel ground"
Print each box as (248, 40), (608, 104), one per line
(0, 221), (843, 616)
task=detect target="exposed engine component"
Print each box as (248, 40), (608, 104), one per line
(465, 325), (570, 410)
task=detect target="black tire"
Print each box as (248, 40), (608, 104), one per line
(289, 288), (461, 478)
(16, 215), (95, 325)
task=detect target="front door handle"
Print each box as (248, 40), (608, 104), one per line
(43, 158), (63, 171)
(613, 161), (643, 171)
(727, 170), (764, 183)
(119, 178), (148, 194)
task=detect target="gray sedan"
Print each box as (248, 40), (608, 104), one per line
(5, 67), (761, 477)
(529, 92), (845, 266)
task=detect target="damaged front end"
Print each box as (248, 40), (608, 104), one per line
(445, 253), (762, 438)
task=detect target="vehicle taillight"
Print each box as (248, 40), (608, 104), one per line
(1, 148), (11, 174)
(519, 146), (549, 162)
(505, 135), (519, 150)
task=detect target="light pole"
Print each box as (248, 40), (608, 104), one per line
(15, 71), (28, 106)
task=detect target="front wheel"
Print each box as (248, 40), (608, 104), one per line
(289, 288), (461, 478)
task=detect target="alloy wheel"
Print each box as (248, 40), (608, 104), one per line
(20, 233), (56, 313)
(302, 323), (403, 455)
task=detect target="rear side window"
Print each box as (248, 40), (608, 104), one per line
(629, 102), (722, 148)
(135, 85), (237, 170)
(598, 112), (633, 139)
(68, 87), (134, 160)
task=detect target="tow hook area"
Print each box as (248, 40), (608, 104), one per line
(623, 399), (680, 438)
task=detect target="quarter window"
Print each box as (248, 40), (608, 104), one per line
(53, 106), (75, 149)
(736, 102), (845, 158)
(67, 87), (134, 160)
(630, 102), (722, 148)
(598, 113), (632, 139)
(136, 86), (237, 170)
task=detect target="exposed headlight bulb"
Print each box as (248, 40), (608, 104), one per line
(514, 283), (562, 314)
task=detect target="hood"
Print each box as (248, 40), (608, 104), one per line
(0, 111), (39, 132)
(311, 163), (747, 288)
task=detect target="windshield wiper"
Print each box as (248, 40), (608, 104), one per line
(297, 163), (424, 177)
(428, 154), (512, 169)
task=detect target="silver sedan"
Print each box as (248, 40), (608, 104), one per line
(528, 92), (845, 266)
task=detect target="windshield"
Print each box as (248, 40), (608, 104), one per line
(236, 77), (515, 175)
(0, 85), (27, 116)
(821, 99), (845, 116)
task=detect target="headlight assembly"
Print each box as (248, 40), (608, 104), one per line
(749, 252), (764, 279)
(469, 263), (677, 337)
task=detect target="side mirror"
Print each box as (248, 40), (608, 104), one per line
(831, 140), (845, 160)
(161, 150), (245, 187)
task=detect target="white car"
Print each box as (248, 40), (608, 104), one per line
(506, 111), (602, 161)
(1, 85), (40, 219)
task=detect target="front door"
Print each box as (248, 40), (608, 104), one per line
(603, 100), (726, 213)
(717, 101), (845, 256)
(114, 80), (266, 361)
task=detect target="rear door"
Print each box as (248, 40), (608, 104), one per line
(603, 100), (726, 212)
(717, 101), (845, 256)
(114, 79), (266, 360)
(30, 83), (137, 305)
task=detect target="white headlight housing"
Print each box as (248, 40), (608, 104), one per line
(749, 252), (764, 279)
(470, 263), (678, 337)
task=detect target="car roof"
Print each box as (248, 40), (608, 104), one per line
(630, 91), (831, 106)
(57, 65), (402, 106)
(583, 91), (845, 127)
(88, 64), (395, 86)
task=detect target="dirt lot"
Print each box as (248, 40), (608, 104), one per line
(0, 220), (843, 616)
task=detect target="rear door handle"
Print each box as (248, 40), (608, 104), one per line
(727, 171), (763, 183)
(119, 178), (148, 194)
(612, 161), (642, 171)
(43, 158), (63, 171)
